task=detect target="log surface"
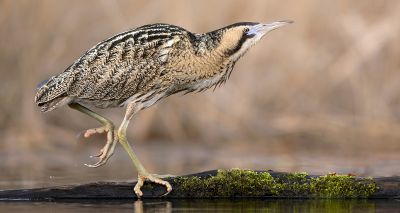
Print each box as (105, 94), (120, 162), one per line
(0, 170), (399, 201)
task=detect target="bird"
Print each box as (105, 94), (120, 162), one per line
(35, 20), (292, 198)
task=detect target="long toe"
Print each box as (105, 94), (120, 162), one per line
(84, 129), (117, 168)
(82, 126), (108, 138)
(134, 173), (173, 198)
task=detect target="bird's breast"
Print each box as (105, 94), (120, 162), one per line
(184, 72), (225, 92)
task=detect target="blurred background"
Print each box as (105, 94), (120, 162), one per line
(1, 0), (400, 189)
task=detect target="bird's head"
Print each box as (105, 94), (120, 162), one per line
(212, 20), (293, 61)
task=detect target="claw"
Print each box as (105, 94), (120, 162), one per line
(134, 173), (173, 198)
(89, 152), (102, 158)
(84, 143), (116, 168)
(84, 160), (107, 168)
(90, 147), (106, 158)
(82, 127), (117, 168)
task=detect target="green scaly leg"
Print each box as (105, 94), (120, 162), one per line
(68, 103), (117, 167)
(117, 103), (172, 198)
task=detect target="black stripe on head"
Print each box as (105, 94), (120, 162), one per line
(224, 31), (252, 56)
(224, 22), (259, 29)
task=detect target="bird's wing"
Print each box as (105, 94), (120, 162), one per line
(62, 25), (185, 101)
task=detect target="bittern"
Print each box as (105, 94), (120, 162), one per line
(35, 21), (292, 197)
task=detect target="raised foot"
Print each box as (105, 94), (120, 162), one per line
(83, 126), (108, 138)
(134, 173), (173, 198)
(82, 126), (117, 168)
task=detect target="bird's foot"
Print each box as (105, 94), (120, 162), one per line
(134, 173), (173, 198)
(82, 126), (117, 168)
(82, 126), (108, 138)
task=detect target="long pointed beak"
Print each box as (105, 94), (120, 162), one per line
(246, 20), (293, 37)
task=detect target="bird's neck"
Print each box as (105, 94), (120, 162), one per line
(166, 34), (238, 92)
(186, 46), (237, 91)
(189, 34), (235, 76)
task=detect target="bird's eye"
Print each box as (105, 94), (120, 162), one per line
(243, 28), (255, 38)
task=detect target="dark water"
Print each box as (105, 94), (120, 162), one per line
(0, 199), (399, 212)
(1, 142), (400, 212)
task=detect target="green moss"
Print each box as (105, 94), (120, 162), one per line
(310, 174), (378, 198)
(172, 169), (378, 198)
(174, 169), (282, 197)
(277, 172), (313, 196)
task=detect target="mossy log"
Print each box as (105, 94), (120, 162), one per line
(0, 169), (399, 201)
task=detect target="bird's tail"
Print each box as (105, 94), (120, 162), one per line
(35, 76), (71, 112)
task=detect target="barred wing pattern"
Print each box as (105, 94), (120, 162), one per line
(35, 24), (188, 109)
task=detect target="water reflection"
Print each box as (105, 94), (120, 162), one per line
(135, 199), (390, 212)
(1, 199), (398, 212)
(134, 200), (172, 213)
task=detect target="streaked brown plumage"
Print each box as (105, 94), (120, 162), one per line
(35, 21), (292, 197)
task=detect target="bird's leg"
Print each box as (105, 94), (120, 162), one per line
(68, 103), (117, 167)
(117, 103), (172, 198)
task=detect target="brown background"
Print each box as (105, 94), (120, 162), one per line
(1, 0), (399, 188)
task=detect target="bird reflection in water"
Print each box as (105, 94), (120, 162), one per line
(134, 200), (172, 213)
